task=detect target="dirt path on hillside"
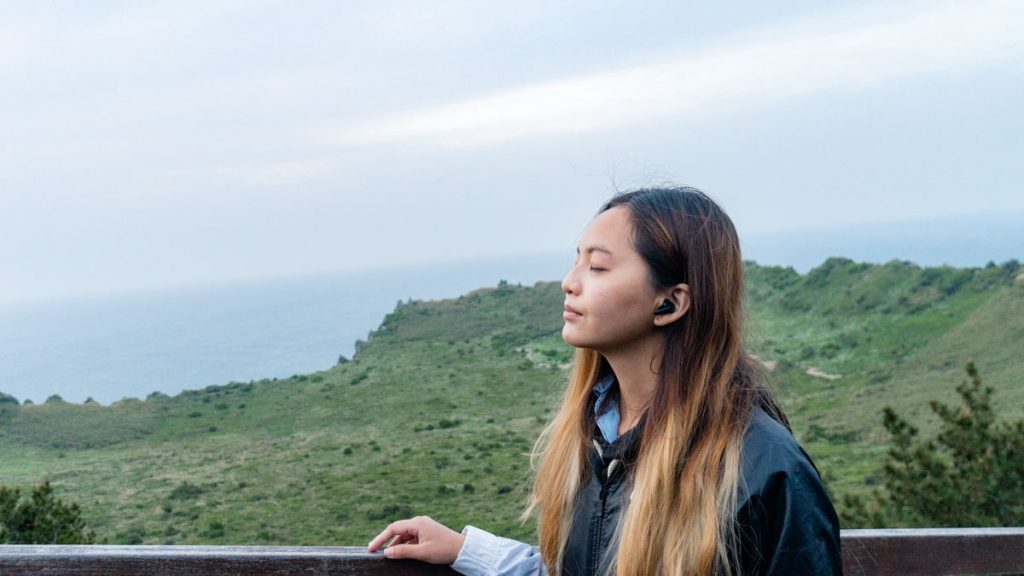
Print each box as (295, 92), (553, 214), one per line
(749, 354), (777, 371)
(520, 347), (572, 370)
(806, 367), (842, 380)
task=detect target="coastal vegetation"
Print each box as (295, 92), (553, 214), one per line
(842, 361), (1024, 527)
(0, 480), (95, 544)
(0, 258), (1021, 544)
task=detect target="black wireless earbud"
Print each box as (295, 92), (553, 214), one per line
(654, 300), (675, 316)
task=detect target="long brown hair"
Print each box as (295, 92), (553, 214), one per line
(526, 187), (788, 575)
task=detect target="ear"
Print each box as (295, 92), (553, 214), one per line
(653, 283), (691, 327)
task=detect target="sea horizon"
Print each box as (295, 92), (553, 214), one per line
(1, 214), (1020, 406)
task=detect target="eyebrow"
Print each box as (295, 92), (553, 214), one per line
(576, 245), (614, 256)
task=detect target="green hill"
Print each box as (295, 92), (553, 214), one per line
(0, 259), (1021, 543)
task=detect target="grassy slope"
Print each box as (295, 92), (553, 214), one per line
(0, 261), (1021, 543)
(0, 282), (566, 545)
(746, 259), (1024, 494)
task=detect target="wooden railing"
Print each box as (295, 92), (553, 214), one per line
(0, 528), (1021, 575)
(841, 528), (1023, 576)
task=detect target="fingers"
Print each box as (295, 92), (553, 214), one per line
(367, 528), (394, 552)
(367, 519), (418, 552)
(390, 533), (417, 547)
(367, 516), (463, 565)
(381, 543), (415, 559)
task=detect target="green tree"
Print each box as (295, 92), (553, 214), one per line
(0, 480), (95, 543)
(0, 392), (18, 420)
(843, 362), (1024, 527)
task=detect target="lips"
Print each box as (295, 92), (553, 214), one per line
(563, 304), (582, 320)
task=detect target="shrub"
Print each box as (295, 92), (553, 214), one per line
(0, 480), (95, 543)
(366, 504), (411, 521)
(842, 362), (1024, 527)
(169, 481), (204, 501)
(204, 520), (225, 539)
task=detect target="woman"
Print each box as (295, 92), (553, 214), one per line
(368, 187), (842, 575)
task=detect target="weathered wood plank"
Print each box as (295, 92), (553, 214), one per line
(0, 545), (457, 575)
(1, 529), (1022, 575)
(841, 528), (1024, 576)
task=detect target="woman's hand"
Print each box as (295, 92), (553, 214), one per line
(367, 515), (467, 564)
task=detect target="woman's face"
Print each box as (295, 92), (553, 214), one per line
(561, 206), (662, 353)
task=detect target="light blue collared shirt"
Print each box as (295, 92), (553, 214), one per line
(592, 372), (621, 443)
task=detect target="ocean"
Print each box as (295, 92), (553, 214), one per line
(1, 213), (1019, 405)
(0, 253), (572, 405)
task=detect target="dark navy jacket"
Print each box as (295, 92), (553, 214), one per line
(562, 407), (843, 575)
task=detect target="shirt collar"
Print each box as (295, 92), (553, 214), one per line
(594, 372), (615, 395)
(593, 373), (616, 411)
(592, 373), (620, 443)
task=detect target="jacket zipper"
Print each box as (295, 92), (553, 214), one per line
(589, 461), (616, 576)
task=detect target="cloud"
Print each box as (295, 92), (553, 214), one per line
(331, 0), (1024, 148)
(204, 158), (337, 187)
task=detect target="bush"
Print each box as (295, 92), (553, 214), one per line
(0, 480), (95, 543)
(203, 520), (225, 539)
(366, 504), (411, 521)
(169, 481), (204, 501)
(842, 362), (1024, 527)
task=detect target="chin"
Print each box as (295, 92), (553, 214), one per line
(561, 325), (581, 348)
(562, 325), (598, 351)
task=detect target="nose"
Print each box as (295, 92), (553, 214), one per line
(562, 264), (579, 295)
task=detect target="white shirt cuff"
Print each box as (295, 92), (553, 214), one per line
(451, 525), (545, 576)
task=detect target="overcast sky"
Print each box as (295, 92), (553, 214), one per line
(2, 0), (1022, 304)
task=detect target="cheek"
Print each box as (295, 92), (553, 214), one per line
(590, 284), (652, 329)
(563, 282), (652, 349)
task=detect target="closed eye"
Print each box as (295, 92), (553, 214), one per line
(589, 267), (606, 272)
